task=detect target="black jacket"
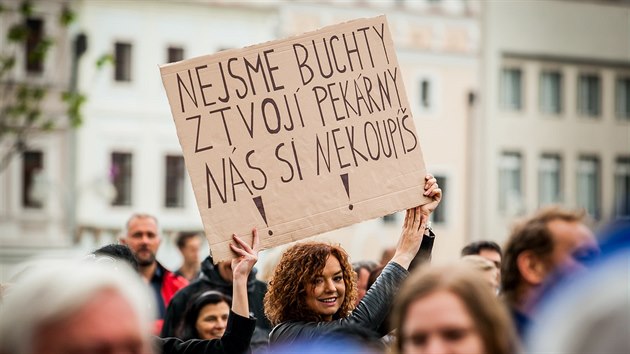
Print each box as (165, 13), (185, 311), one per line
(160, 256), (271, 340)
(157, 311), (255, 354)
(268, 262), (408, 345)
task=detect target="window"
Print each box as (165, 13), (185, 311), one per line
(22, 150), (43, 208)
(111, 152), (132, 206)
(167, 46), (184, 63)
(499, 152), (523, 213)
(431, 175), (447, 224)
(577, 74), (601, 117)
(500, 68), (522, 111)
(25, 18), (45, 74)
(614, 157), (630, 218)
(540, 71), (562, 114)
(616, 76), (630, 120)
(539, 154), (562, 206)
(165, 155), (186, 208)
(419, 79), (431, 109)
(114, 42), (132, 82)
(577, 156), (600, 219)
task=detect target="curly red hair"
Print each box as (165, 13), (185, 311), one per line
(263, 242), (358, 325)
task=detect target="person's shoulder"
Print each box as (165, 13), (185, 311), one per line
(269, 320), (328, 345)
(269, 321), (302, 344)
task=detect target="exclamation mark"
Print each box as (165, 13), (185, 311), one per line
(253, 196), (273, 236)
(340, 173), (353, 210)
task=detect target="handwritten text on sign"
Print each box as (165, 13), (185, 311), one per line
(160, 16), (428, 261)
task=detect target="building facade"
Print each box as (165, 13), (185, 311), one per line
(274, 0), (479, 263)
(0, 0), (77, 280)
(9, 0), (627, 281)
(1, 0), (480, 281)
(472, 0), (630, 243)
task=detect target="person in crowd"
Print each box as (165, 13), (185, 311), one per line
(264, 174), (441, 345)
(461, 240), (502, 281)
(121, 213), (189, 334)
(91, 243), (139, 271)
(460, 255), (500, 295)
(352, 260), (377, 305)
(390, 263), (518, 354)
(263, 324), (384, 354)
(0, 231), (260, 354)
(178, 290), (232, 340)
(175, 231), (203, 281)
(461, 240), (502, 266)
(161, 250), (271, 351)
(526, 219), (628, 354)
(500, 206), (599, 339)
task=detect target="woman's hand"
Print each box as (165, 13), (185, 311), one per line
(230, 228), (260, 318)
(230, 228), (260, 281)
(390, 206), (425, 269)
(421, 174), (442, 220)
(390, 174), (441, 270)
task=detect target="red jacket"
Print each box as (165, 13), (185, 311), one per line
(153, 262), (188, 334)
(161, 269), (189, 305)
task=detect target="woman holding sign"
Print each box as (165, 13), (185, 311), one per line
(264, 174), (441, 346)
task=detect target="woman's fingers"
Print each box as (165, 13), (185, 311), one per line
(429, 187), (442, 202)
(232, 228), (261, 254)
(415, 206), (424, 231)
(251, 228), (260, 253)
(403, 208), (412, 229)
(424, 174), (437, 196)
(232, 234), (253, 254)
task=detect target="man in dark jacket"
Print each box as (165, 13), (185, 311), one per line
(161, 255), (271, 347)
(0, 230), (261, 354)
(121, 213), (189, 334)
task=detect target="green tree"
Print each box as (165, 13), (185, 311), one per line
(0, 0), (85, 172)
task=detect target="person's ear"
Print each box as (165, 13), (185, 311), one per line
(516, 250), (548, 286)
(119, 237), (127, 245)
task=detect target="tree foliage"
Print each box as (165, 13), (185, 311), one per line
(0, 0), (85, 172)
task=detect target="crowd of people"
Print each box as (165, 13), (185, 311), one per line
(0, 173), (627, 354)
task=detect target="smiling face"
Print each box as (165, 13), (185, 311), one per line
(402, 290), (485, 354)
(195, 301), (230, 340)
(304, 255), (346, 321)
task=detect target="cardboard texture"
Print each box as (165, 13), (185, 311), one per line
(160, 15), (429, 262)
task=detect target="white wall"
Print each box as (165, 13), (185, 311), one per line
(476, 0), (630, 243)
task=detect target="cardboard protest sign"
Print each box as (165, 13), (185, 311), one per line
(160, 15), (430, 262)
